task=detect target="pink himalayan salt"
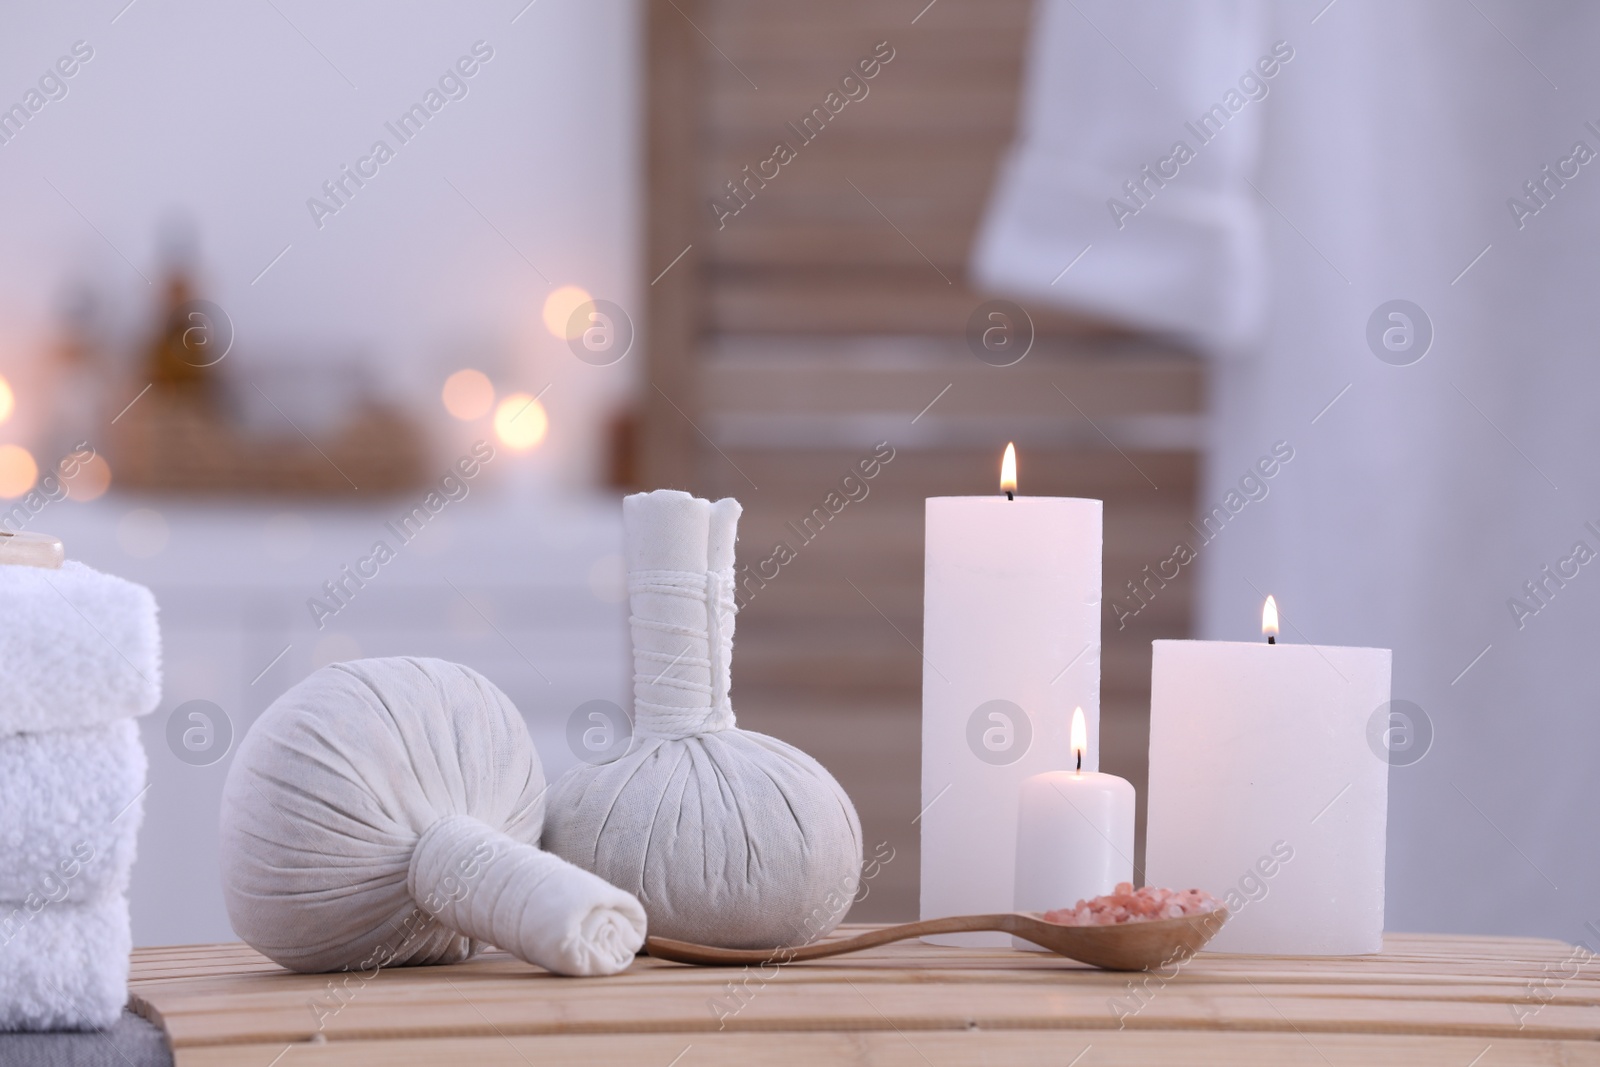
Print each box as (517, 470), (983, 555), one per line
(1042, 883), (1220, 926)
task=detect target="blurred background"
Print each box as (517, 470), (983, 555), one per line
(3, 0), (1595, 951)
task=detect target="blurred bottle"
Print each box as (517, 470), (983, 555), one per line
(142, 219), (221, 403)
(43, 280), (104, 468)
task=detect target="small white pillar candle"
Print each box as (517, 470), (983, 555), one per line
(921, 444), (1102, 946)
(1145, 598), (1392, 954)
(1013, 707), (1134, 947)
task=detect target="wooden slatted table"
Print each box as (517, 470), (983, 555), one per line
(129, 928), (1600, 1065)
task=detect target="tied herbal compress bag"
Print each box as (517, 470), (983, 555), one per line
(219, 657), (647, 977)
(545, 490), (863, 949)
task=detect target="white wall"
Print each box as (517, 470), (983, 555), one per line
(0, 0), (641, 946)
(0, 0), (640, 484)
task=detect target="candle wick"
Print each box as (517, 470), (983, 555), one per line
(1075, 750), (1081, 772)
(1267, 635), (1276, 645)
(1005, 490), (1014, 501)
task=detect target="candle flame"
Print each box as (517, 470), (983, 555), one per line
(1000, 442), (1017, 495)
(1070, 706), (1087, 767)
(1262, 595), (1279, 637)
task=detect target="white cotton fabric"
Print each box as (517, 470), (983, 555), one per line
(972, 1), (1267, 354)
(0, 561), (161, 735)
(0, 894), (132, 1031)
(974, 0), (1600, 940)
(545, 491), (864, 949)
(409, 815), (646, 978)
(0, 719), (146, 904)
(219, 657), (645, 977)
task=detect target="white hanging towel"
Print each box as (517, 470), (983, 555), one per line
(973, 0), (1600, 941)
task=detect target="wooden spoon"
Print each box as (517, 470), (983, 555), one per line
(645, 908), (1228, 972)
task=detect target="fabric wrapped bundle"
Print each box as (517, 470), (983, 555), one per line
(219, 657), (646, 978)
(545, 490), (863, 949)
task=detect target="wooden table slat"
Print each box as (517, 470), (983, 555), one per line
(169, 1033), (1600, 1067)
(128, 929), (1600, 1065)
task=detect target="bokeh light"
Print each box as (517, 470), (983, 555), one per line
(442, 368), (495, 421)
(0, 375), (13, 427)
(494, 393), (549, 451)
(542, 285), (592, 340)
(64, 453), (112, 502)
(0, 444), (37, 498)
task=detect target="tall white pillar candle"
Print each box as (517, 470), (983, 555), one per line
(921, 446), (1102, 946)
(1145, 608), (1391, 955)
(1013, 707), (1134, 949)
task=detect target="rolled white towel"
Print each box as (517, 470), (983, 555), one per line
(0, 894), (131, 1031)
(409, 815), (645, 977)
(0, 562), (160, 735)
(0, 720), (146, 905)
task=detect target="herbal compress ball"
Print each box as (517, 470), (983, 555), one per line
(545, 491), (864, 949)
(219, 657), (646, 977)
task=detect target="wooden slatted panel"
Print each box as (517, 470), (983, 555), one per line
(702, 343), (1202, 416)
(643, 0), (1206, 926)
(129, 936), (1600, 1065)
(697, 0), (1060, 335)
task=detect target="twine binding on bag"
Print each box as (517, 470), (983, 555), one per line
(542, 490), (864, 949)
(629, 568), (737, 739)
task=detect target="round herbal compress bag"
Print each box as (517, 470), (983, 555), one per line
(545, 491), (864, 949)
(219, 657), (646, 977)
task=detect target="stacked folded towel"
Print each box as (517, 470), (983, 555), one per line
(0, 560), (161, 1031)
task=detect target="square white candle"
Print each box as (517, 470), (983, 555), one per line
(920, 494), (1102, 946)
(1145, 638), (1391, 954)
